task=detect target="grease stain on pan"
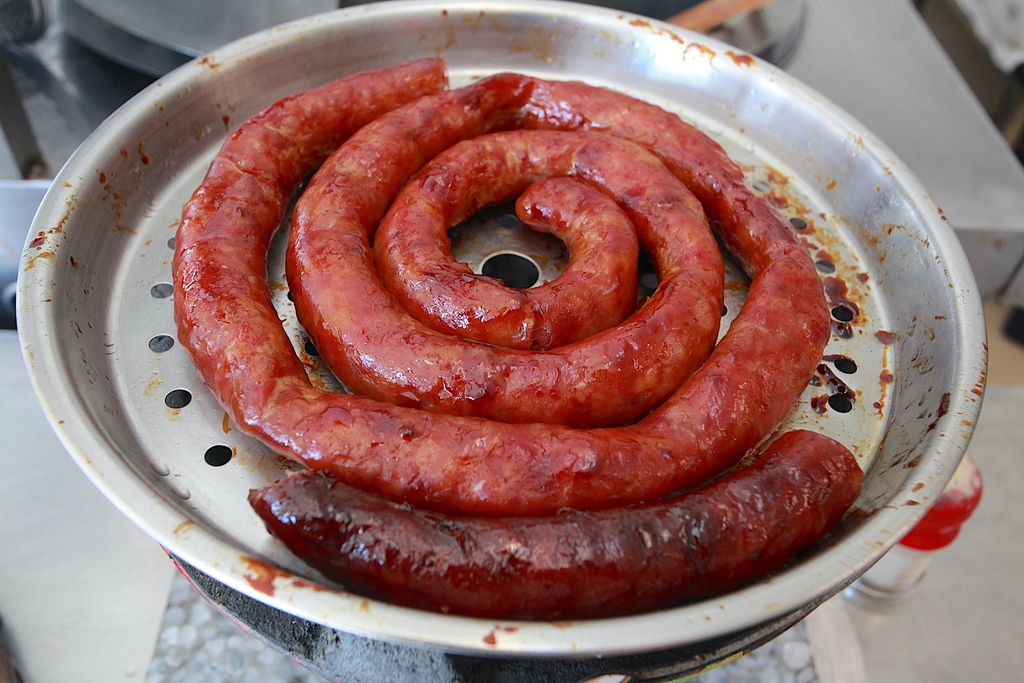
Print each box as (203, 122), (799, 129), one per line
(627, 16), (720, 58)
(173, 519), (195, 536)
(241, 555), (293, 597)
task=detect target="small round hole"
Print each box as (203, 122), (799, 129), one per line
(165, 389), (192, 409)
(833, 356), (858, 374)
(831, 306), (855, 322)
(167, 237), (176, 249)
(481, 252), (540, 289)
(148, 334), (175, 353)
(150, 283), (173, 299)
(752, 180), (770, 192)
(828, 395), (854, 413)
(498, 213), (524, 229)
(204, 444), (233, 467)
(304, 339), (319, 357)
(790, 217), (808, 230)
(815, 260), (836, 274)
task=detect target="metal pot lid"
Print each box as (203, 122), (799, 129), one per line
(17, 0), (986, 657)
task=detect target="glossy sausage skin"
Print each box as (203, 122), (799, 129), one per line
(249, 430), (863, 620)
(176, 62), (831, 516)
(173, 58), (448, 422)
(294, 129), (722, 426)
(375, 174), (640, 351)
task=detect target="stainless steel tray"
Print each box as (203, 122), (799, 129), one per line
(17, 0), (986, 658)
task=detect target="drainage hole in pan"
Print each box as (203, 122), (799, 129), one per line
(165, 389), (192, 409)
(480, 251), (541, 289)
(204, 444), (233, 467)
(827, 395), (855, 413)
(151, 283), (173, 299)
(149, 334), (174, 353)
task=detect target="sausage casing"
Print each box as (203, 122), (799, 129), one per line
(249, 430), (863, 619)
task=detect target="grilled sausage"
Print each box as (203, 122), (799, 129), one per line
(249, 430), (863, 619)
(375, 174), (641, 351)
(293, 129), (722, 427)
(176, 63), (832, 516)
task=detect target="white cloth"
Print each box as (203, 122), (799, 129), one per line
(953, 0), (1024, 71)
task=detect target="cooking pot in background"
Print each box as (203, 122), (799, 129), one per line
(58, 0), (807, 75)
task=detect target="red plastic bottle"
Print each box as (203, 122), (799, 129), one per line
(852, 453), (983, 600)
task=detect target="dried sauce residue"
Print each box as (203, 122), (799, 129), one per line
(925, 392), (952, 433)
(726, 50), (754, 67)
(875, 330), (896, 345)
(240, 556), (290, 597)
(481, 624), (519, 646)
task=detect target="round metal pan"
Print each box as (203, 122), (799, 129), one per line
(18, 0), (986, 658)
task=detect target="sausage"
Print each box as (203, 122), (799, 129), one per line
(174, 58), (448, 412)
(293, 129), (723, 426)
(375, 175), (640, 350)
(249, 430), (863, 620)
(176, 63), (832, 516)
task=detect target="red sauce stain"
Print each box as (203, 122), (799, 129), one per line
(726, 50), (754, 66)
(811, 394), (829, 414)
(912, 482), (925, 492)
(222, 115), (231, 131)
(138, 142), (151, 165)
(825, 178), (837, 190)
(29, 235), (46, 248)
(879, 369), (894, 383)
(925, 392), (952, 433)
(290, 578), (332, 593)
(222, 412), (232, 434)
(875, 330), (896, 344)
(98, 171), (108, 183)
(831, 320), (853, 339)
(817, 363), (854, 399)
(240, 556), (287, 597)
(70, 256), (81, 269)
(824, 276), (859, 316)
(856, 272), (870, 283)
(481, 624), (519, 646)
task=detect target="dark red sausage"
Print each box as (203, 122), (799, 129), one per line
(176, 63), (831, 516)
(375, 175), (640, 350)
(293, 129), (722, 426)
(249, 430), (863, 620)
(174, 59), (448, 410)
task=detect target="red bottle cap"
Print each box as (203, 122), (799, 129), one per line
(900, 454), (983, 551)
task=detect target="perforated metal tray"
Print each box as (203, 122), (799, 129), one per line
(17, 0), (986, 658)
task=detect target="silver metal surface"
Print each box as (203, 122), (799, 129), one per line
(57, 0), (805, 76)
(17, 0), (986, 658)
(786, 0), (1024, 306)
(0, 179), (49, 327)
